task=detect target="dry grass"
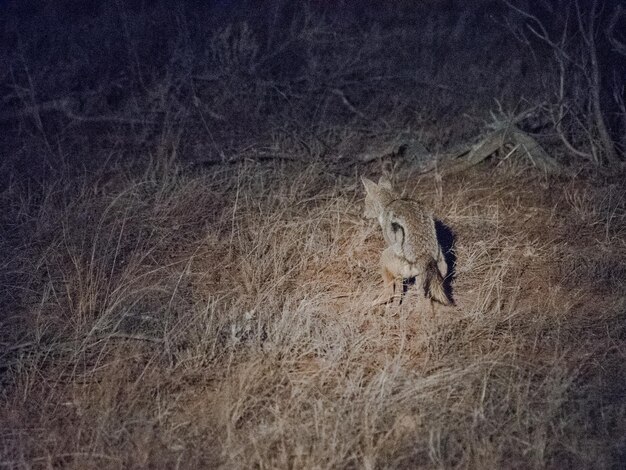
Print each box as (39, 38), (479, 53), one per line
(1, 1), (625, 468)
(1, 156), (624, 469)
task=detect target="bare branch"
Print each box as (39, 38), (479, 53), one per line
(585, 0), (618, 163)
(331, 88), (367, 119)
(607, 5), (626, 56)
(503, 0), (572, 63)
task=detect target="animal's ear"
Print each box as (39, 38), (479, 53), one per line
(361, 177), (378, 194)
(378, 175), (393, 191)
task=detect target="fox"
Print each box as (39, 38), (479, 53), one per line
(361, 176), (451, 307)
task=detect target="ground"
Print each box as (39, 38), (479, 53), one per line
(2, 157), (624, 468)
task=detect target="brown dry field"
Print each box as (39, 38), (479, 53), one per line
(1, 157), (624, 468)
(1, 1), (626, 468)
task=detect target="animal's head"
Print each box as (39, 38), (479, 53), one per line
(361, 176), (394, 219)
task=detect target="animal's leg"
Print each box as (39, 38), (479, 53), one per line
(373, 247), (401, 306)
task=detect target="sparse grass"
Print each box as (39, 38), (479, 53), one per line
(1, 158), (625, 469)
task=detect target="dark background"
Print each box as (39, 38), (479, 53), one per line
(1, 0), (623, 182)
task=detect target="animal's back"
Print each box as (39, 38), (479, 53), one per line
(383, 199), (439, 264)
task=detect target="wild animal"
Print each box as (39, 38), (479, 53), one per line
(362, 176), (451, 307)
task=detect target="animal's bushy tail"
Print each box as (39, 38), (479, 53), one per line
(424, 258), (451, 305)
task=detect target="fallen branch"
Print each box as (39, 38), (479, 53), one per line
(0, 97), (74, 122)
(440, 126), (565, 175)
(0, 96), (159, 125)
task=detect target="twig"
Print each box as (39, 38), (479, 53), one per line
(607, 5), (626, 56)
(104, 333), (164, 343)
(0, 96), (160, 126)
(331, 88), (367, 119)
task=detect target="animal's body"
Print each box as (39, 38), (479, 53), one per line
(362, 176), (450, 306)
